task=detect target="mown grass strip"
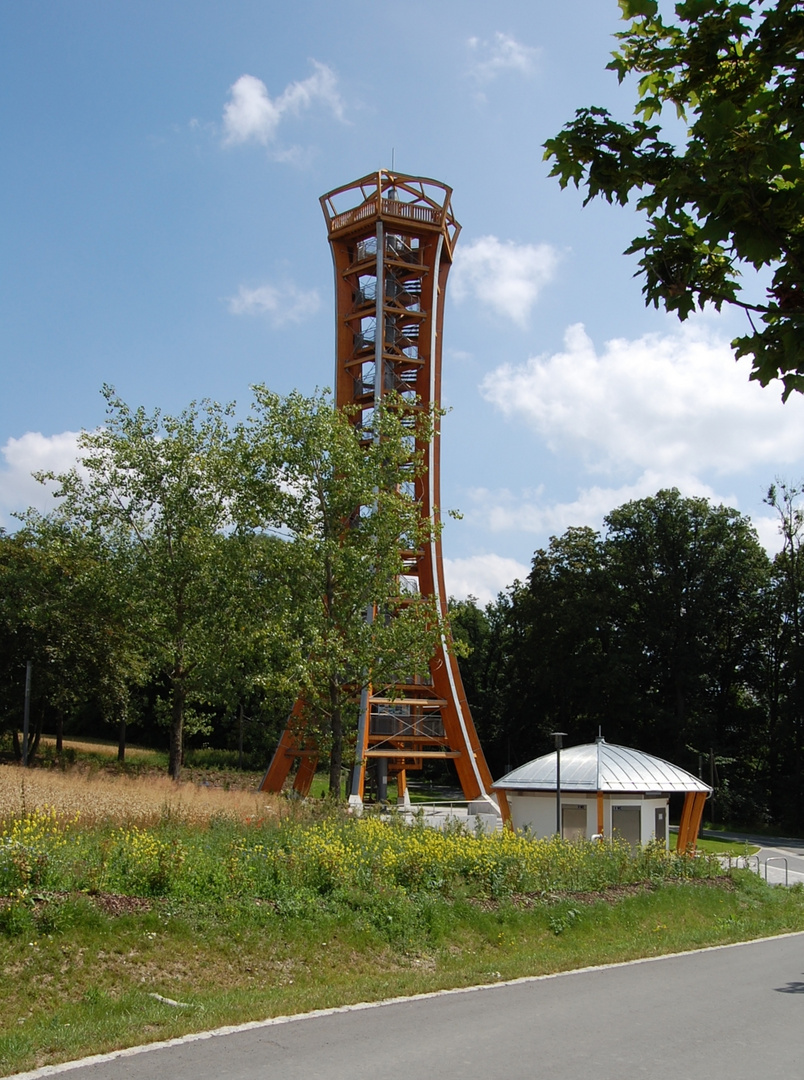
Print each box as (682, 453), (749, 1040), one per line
(0, 874), (802, 1076)
(672, 834), (761, 856)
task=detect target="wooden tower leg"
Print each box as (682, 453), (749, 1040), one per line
(292, 749), (319, 797)
(677, 791), (707, 854)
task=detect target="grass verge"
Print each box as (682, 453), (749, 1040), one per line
(0, 873), (802, 1076)
(671, 834), (761, 856)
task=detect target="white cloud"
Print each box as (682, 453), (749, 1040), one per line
(752, 512), (786, 556)
(468, 473), (733, 540)
(467, 32), (538, 82)
(222, 63), (344, 149)
(227, 282), (320, 325)
(0, 431), (81, 527)
(451, 236), (559, 326)
(480, 321), (804, 476)
(467, 319), (804, 553)
(444, 553), (530, 605)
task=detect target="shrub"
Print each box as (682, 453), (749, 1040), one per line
(0, 803), (724, 916)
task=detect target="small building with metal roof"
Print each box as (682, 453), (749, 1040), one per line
(493, 737), (711, 850)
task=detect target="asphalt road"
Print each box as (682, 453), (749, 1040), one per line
(13, 933), (804, 1080)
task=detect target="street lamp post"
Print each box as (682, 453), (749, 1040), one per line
(552, 731), (567, 838)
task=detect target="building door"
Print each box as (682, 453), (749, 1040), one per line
(612, 804), (641, 847)
(654, 806), (667, 845)
(562, 804), (587, 841)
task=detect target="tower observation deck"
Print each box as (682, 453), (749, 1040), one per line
(260, 170), (503, 817)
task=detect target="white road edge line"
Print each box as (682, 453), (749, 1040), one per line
(9, 930), (804, 1080)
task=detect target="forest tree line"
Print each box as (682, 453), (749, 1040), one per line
(451, 485), (804, 833)
(2, 388), (804, 829)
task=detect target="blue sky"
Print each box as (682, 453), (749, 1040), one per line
(3, 0), (803, 602)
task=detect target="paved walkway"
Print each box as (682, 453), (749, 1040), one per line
(703, 829), (804, 886)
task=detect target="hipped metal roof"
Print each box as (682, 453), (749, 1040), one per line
(493, 739), (712, 795)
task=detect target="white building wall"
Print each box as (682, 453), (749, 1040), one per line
(508, 793), (559, 836)
(504, 791), (670, 847)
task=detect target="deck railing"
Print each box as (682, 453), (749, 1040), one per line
(369, 712), (445, 739)
(331, 196), (442, 232)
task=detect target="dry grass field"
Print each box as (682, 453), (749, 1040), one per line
(37, 736), (160, 760)
(0, 763), (281, 825)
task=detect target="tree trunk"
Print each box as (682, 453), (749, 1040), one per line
(169, 683), (185, 781)
(28, 709), (43, 761)
(117, 700), (127, 763)
(55, 708), (64, 755)
(328, 678), (342, 798)
(238, 702), (244, 770)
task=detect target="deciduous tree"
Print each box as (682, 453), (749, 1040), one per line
(245, 388), (443, 796)
(0, 521), (144, 761)
(604, 489), (769, 766)
(764, 480), (804, 825)
(42, 388), (258, 780)
(545, 0), (804, 397)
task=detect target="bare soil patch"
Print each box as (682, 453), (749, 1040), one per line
(0, 892), (152, 916)
(471, 876), (736, 911)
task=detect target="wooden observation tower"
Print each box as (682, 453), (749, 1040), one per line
(260, 170), (502, 817)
